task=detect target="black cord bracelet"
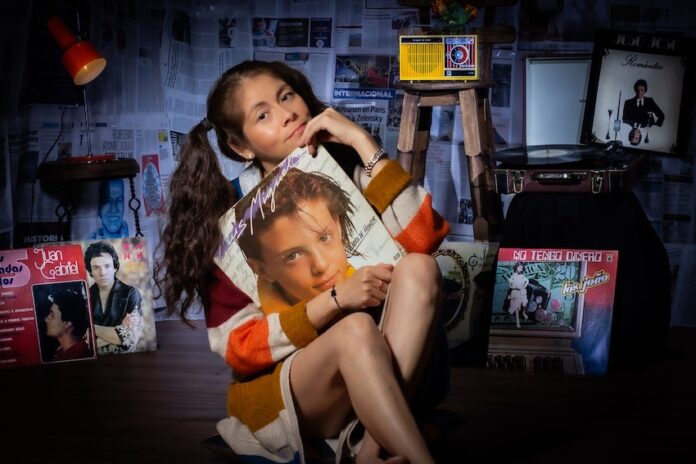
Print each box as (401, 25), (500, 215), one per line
(330, 286), (343, 311)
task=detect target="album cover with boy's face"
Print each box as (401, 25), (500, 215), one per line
(214, 146), (404, 308)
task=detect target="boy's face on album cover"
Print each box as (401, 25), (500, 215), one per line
(248, 199), (349, 302)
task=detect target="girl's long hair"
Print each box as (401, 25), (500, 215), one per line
(154, 61), (327, 323)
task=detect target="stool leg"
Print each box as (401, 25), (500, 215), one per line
(458, 88), (503, 241)
(397, 92), (432, 185)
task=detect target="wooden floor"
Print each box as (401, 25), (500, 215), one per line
(1, 321), (694, 463)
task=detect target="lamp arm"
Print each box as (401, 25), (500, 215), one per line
(82, 87), (92, 157)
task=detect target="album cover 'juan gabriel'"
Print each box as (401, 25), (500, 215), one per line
(0, 243), (96, 367)
(488, 248), (619, 375)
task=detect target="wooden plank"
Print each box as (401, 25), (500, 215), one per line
(397, 92), (420, 152)
(0, 320), (694, 463)
(458, 88), (483, 157)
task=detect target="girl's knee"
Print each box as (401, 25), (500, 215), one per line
(394, 253), (441, 291)
(334, 312), (384, 346)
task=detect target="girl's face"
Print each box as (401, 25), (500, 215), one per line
(248, 199), (349, 303)
(232, 74), (312, 174)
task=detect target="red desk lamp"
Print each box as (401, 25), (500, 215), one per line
(38, 16), (138, 181)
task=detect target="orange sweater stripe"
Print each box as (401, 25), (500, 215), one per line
(227, 318), (273, 376)
(394, 195), (451, 254)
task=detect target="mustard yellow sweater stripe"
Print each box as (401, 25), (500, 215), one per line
(227, 361), (285, 432)
(279, 302), (318, 348)
(363, 160), (412, 213)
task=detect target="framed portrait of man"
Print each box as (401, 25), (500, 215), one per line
(581, 29), (695, 156)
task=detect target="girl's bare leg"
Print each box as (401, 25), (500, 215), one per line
(290, 312), (435, 464)
(381, 253), (442, 392)
(358, 253), (442, 461)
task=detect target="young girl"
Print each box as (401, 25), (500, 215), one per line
(157, 60), (450, 464)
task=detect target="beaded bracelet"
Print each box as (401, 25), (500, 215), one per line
(330, 286), (343, 311)
(363, 147), (387, 177)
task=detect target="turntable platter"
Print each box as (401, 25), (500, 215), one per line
(495, 144), (604, 165)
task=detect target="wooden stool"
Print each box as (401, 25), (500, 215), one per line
(394, 0), (517, 242)
(396, 81), (504, 241)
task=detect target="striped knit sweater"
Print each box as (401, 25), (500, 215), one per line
(206, 158), (450, 463)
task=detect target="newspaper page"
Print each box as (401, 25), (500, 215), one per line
(82, 1), (168, 116)
(424, 141), (474, 240)
(362, 8), (417, 50)
(252, 0), (335, 18)
(333, 54), (397, 100)
(333, 101), (390, 153)
(160, 5), (253, 133)
(335, 7), (416, 51)
(254, 51), (334, 103)
(214, 145), (403, 307)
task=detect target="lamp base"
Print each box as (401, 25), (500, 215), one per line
(38, 155), (139, 181)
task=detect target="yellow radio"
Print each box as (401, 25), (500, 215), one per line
(399, 34), (478, 82)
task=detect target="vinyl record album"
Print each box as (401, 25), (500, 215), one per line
(494, 144), (604, 165)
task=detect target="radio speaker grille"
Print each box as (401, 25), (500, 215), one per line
(400, 43), (444, 80)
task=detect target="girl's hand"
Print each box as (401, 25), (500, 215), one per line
(299, 108), (380, 161)
(333, 263), (393, 310)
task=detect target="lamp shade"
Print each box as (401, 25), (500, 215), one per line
(46, 16), (106, 86)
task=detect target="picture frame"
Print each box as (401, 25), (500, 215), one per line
(580, 29), (696, 156)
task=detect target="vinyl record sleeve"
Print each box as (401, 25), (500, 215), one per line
(75, 237), (157, 356)
(214, 145), (404, 308)
(581, 29), (696, 156)
(0, 244), (97, 368)
(489, 247), (619, 375)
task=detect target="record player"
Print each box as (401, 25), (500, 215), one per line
(493, 143), (649, 194)
(494, 29), (695, 195)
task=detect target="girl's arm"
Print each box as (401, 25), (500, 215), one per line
(206, 267), (318, 380)
(207, 263), (393, 379)
(299, 108), (450, 254)
(357, 160), (450, 254)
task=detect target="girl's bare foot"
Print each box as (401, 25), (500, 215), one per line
(356, 433), (409, 464)
(383, 457), (409, 464)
